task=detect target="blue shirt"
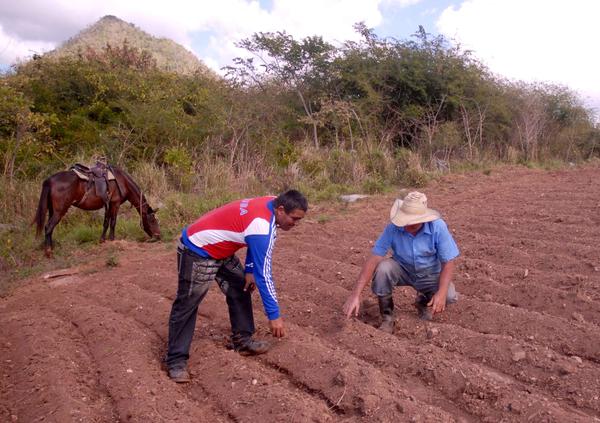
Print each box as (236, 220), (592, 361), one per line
(372, 219), (459, 275)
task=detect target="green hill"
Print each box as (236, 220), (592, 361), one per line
(47, 15), (214, 76)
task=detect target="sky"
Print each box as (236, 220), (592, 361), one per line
(1, 0), (599, 113)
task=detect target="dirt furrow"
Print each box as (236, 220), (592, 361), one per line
(3, 165), (600, 421)
(29, 283), (227, 422)
(458, 230), (599, 265)
(63, 263), (347, 423)
(0, 308), (117, 422)
(273, 268), (598, 422)
(279, 247), (600, 323)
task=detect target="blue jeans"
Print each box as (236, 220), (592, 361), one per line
(371, 258), (458, 303)
(165, 242), (254, 369)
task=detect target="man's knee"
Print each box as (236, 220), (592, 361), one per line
(375, 259), (397, 277)
(371, 259), (397, 296)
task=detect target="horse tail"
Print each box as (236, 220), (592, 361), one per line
(34, 179), (51, 237)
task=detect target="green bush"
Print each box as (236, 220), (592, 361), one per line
(326, 149), (360, 184)
(362, 175), (386, 194)
(298, 152), (326, 178)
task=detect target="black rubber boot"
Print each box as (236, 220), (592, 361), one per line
(378, 294), (395, 334)
(414, 293), (433, 321)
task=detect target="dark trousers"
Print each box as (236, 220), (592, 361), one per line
(165, 242), (254, 369)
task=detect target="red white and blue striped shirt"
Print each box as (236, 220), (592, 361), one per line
(181, 196), (280, 320)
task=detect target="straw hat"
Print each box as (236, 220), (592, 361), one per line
(390, 191), (441, 227)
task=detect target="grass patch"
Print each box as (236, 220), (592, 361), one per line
(115, 217), (150, 242)
(105, 248), (120, 267)
(63, 224), (98, 245)
(316, 214), (331, 224)
(362, 175), (387, 194)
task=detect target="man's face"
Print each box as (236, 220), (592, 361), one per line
(404, 223), (423, 233)
(274, 206), (305, 231)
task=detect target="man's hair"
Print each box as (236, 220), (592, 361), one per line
(273, 189), (308, 213)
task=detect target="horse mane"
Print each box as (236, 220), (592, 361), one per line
(113, 166), (148, 210)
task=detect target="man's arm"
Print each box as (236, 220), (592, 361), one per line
(245, 228), (286, 337)
(427, 259), (455, 314)
(427, 219), (460, 314)
(243, 255), (256, 292)
(343, 254), (385, 318)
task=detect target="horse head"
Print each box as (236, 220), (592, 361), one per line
(143, 205), (161, 240)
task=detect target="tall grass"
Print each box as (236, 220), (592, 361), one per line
(7, 142), (581, 292)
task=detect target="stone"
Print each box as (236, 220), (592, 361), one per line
(426, 327), (439, 339)
(340, 194), (368, 203)
(511, 347), (526, 362)
(571, 312), (585, 323)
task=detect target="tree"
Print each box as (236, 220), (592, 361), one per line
(226, 32), (336, 148)
(0, 84), (55, 181)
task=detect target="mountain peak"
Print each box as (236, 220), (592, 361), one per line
(47, 15), (213, 76)
(98, 15), (122, 22)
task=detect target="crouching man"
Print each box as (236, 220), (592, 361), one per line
(166, 190), (307, 382)
(343, 191), (459, 332)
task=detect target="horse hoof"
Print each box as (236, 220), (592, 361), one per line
(44, 249), (53, 259)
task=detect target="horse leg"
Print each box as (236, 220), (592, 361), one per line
(44, 208), (67, 258)
(44, 213), (55, 258)
(101, 206), (110, 242)
(108, 203), (121, 241)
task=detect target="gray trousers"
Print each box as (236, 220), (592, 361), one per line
(371, 258), (458, 303)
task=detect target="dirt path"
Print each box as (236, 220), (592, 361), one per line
(2, 165), (600, 422)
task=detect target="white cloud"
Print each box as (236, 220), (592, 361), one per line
(383, 0), (422, 6)
(0, 24), (55, 65)
(4, 0), (597, 114)
(436, 0), (600, 111)
(199, 0), (389, 71)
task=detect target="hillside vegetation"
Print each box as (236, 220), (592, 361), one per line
(47, 15), (213, 76)
(1, 22), (598, 278)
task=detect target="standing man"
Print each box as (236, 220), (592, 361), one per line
(343, 191), (459, 333)
(166, 190), (307, 382)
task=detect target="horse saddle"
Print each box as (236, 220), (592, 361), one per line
(70, 161), (116, 207)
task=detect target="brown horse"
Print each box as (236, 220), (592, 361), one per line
(34, 166), (161, 257)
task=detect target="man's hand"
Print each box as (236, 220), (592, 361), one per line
(243, 273), (256, 293)
(343, 294), (361, 318)
(427, 291), (447, 314)
(269, 317), (286, 337)
(343, 255), (383, 319)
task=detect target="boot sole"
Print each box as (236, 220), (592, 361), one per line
(237, 348), (270, 356)
(378, 319), (395, 334)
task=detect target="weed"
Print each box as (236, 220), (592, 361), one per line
(316, 214), (331, 224)
(362, 175), (386, 194)
(65, 224), (97, 245)
(116, 217), (148, 242)
(105, 250), (119, 267)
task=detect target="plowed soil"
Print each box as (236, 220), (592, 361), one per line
(2, 165), (600, 422)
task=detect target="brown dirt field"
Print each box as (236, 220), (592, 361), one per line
(2, 165), (600, 422)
